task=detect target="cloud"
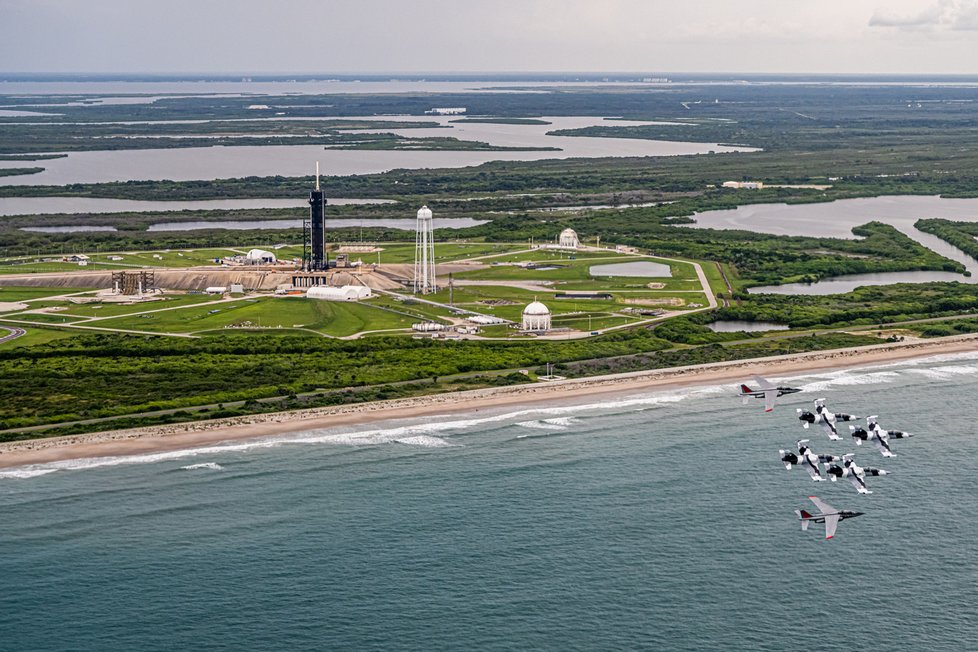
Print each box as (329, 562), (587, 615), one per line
(870, 0), (978, 30)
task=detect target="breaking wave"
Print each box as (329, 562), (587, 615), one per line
(180, 462), (223, 471)
(799, 371), (902, 392)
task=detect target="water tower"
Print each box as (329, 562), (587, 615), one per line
(413, 205), (437, 294)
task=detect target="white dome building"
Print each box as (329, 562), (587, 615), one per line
(522, 300), (552, 331)
(558, 228), (580, 249)
(245, 248), (277, 264)
(307, 285), (372, 301)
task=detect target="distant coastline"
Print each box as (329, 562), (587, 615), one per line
(2, 333), (976, 471)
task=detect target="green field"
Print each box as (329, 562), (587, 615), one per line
(93, 296), (417, 337)
(0, 286), (86, 302)
(56, 293), (221, 318)
(0, 324), (79, 348)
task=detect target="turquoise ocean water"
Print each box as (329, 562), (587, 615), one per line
(2, 352), (977, 650)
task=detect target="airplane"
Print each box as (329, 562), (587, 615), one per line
(825, 454), (889, 494)
(797, 398), (859, 441)
(796, 495), (864, 540)
(850, 416), (912, 457)
(739, 375), (802, 412)
(779, 439), (840, 482)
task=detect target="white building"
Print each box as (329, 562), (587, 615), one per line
(522, 301), (552, 331)
(306, 285), (372, 301)
(425, 107), (466, 115)
(722, 181), (764, 190)
(558, 228), (580, 249)
(245, 249), (277, 264)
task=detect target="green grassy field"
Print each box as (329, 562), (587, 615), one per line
(92, 296), (416, 337)
(56, 293), (221, 318)
(0, 286), (87, 302)
(0, 324), (80, 348)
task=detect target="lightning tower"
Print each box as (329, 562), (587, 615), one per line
(413, 205), (437, 294)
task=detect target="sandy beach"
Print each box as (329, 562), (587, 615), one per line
(2, 334), (977, 469)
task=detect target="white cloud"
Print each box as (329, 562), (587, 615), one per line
(870, 0), (978, 30)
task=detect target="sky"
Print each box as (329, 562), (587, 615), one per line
(2, 0), (978, 75)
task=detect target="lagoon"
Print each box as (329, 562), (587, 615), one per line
(0, 196), (392, 217)
(689, 195), (978, 293)
(0, 116), (755, 187)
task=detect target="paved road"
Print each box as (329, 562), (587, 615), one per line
(0, 325), (25, 345)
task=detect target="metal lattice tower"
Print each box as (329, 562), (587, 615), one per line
(413, 205), (437, 294)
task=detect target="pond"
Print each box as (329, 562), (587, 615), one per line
(746, 271), (970, 295)
(589, 261), (672, 277)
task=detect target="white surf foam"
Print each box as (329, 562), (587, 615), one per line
(906, 368), (953, 380)
(799, 371), (901, 392)
(518, 420), (567, 431)
(0, 384), (712, 479)
(393, 435), (456, 448)
(0, 467), (58, 479)
(180, 462), (223, 471)
(930, 364), (978, 376)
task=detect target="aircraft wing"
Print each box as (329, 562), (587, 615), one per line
(808, 496), (835, 514)
(802, 458), (822, 481)
(763, 389), (778, 412)
(848, 474), (870, 494)
(872, 435), (894, 457)
(823, 513), (840, 539)
(753, 375), (774, 390)
(820, 419), (841, 441)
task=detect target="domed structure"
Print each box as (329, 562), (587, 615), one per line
(245, 248), (276, 264)
(522, 300), (552, 331)
(558, 228), (580, 249)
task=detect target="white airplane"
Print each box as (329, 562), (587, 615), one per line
(796, 496), (864, 540)
(797, 398), (859, 441)
(850, 416), (912, 457)
(779, 439), (840, 482)
(740, 376), (801, 412)
(825, 454), (889, 494)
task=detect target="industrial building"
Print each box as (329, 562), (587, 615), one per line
(722, 180), (764, 190)
(306, 285), (372, 301)
(244, 249), (277, 264)
(521, 301), (552, 331)
(558, 228), (581, 249)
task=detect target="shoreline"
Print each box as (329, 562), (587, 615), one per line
(2, 334), (977, 470)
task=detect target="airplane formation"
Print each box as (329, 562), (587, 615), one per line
(741, 377), (915, 540)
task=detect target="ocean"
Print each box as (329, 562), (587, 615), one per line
(2, 352), (977, 650)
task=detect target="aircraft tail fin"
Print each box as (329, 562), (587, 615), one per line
(740, 384), (753, 394)
(796, 510), (812, 530)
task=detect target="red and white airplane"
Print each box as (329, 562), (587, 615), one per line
(739, 375), (802, 412)
(796, 496), (863, 540)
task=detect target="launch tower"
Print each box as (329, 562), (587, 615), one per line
(307, 162), (328, 271)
